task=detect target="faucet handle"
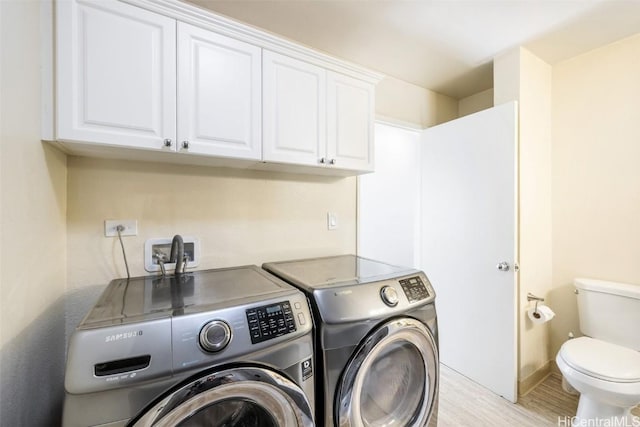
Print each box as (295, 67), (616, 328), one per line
(153, 250), (168, 263)
(153, 250), (168, 276)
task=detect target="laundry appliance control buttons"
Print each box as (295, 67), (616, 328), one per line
(297, 313), (306, 325)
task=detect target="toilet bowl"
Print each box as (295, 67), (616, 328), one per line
(557, 336), (640, 423)
(559, 278), (640, 424)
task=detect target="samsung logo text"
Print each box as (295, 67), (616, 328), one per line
(105, 331), (143, 343)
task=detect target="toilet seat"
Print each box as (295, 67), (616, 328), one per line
(559, 337), (640, 383)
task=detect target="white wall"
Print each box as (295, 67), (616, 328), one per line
(358, 122), (421, 268)
(551, 33), (640, 358)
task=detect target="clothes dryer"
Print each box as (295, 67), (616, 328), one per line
(63, 266), (315, 427)
(263, 255), (439, 427)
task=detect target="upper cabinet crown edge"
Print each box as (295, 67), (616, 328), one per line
(123, 0), (383, 84)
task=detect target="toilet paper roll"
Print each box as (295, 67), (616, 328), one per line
(527, 305), (555, 324)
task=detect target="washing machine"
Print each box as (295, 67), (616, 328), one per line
(63, 265), (315, 427)
(263, 255), (439, 427)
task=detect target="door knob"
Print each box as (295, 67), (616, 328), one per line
(497, 262), (510, 272)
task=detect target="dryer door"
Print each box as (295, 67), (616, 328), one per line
(335, 317), (438, 427)
(128, 366), (314, 427)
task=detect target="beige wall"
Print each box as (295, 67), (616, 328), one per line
(551, 33), (640, 357)
(494, 35), (640, 388)
(0, 0), (67, 351)
(458, 88), (494, 117)
(66, 157), (357, 288)
(376, 76), (459, 128)
(494, 47), (553, 387)
(1, 0), (68, 423)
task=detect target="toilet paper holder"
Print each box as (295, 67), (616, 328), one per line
(527, 293), (545, 316)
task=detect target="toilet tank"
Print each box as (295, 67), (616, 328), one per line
(575, 278), (640, 350)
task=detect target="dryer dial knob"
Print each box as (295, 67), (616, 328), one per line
(199, 320), (232, 353)
(380, 286), (399, 307)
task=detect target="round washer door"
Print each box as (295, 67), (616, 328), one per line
(128, 366), (314, 427)
(335, 317), (438, 427)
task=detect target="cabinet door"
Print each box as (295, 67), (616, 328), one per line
(56, 0), (176, 150)
(177, 23), (261, 159)
(327, 71), (375, 172)
(263, 51), (326, 166)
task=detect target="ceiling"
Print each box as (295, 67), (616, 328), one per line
(185, 0), (640, 99)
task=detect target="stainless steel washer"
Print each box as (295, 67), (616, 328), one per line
(263, 255), (439, 427)
(63, 266), (315, 427)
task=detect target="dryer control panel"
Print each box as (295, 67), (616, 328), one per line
(246, 301), (297, 344)
(399, 276), (431, 303)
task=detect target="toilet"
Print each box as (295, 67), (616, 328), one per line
(556, 278), (640, 424)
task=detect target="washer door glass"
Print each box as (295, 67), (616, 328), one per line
(175, 398), (278, 427)
(336, 317), (438, 427)
(128, 366), (314, 427)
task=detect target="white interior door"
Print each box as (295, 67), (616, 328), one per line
(421, 102), (518, 402)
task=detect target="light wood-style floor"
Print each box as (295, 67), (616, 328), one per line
(438, 364), (640, 426)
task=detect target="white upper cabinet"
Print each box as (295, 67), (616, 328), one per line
(327, 71), (375, 172)
(49, 0), (382, 174)
(177, 22), (261, 160)
(263, 51), (326, 166)
(263, 51), (374, 172)
(56, 0), (176, 149)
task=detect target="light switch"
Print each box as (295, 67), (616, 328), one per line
(327, 212), (338, 230)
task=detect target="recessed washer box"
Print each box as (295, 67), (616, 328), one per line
(144, 237), (200, 273)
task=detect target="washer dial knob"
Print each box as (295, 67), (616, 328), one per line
(199, 320), (232, 353)
(380, 286), (399, 307)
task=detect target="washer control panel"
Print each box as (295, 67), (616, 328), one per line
(399, 276), (431, 303)
(246, 300), (297, 344)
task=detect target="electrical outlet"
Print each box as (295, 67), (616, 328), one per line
(104, 220), (138, 237)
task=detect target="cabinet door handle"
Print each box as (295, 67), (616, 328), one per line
(182, 141), (190, 150)
(163, 138), (172, 147)
(329, 158), (336, 165)
(319, 157), (326, 164)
